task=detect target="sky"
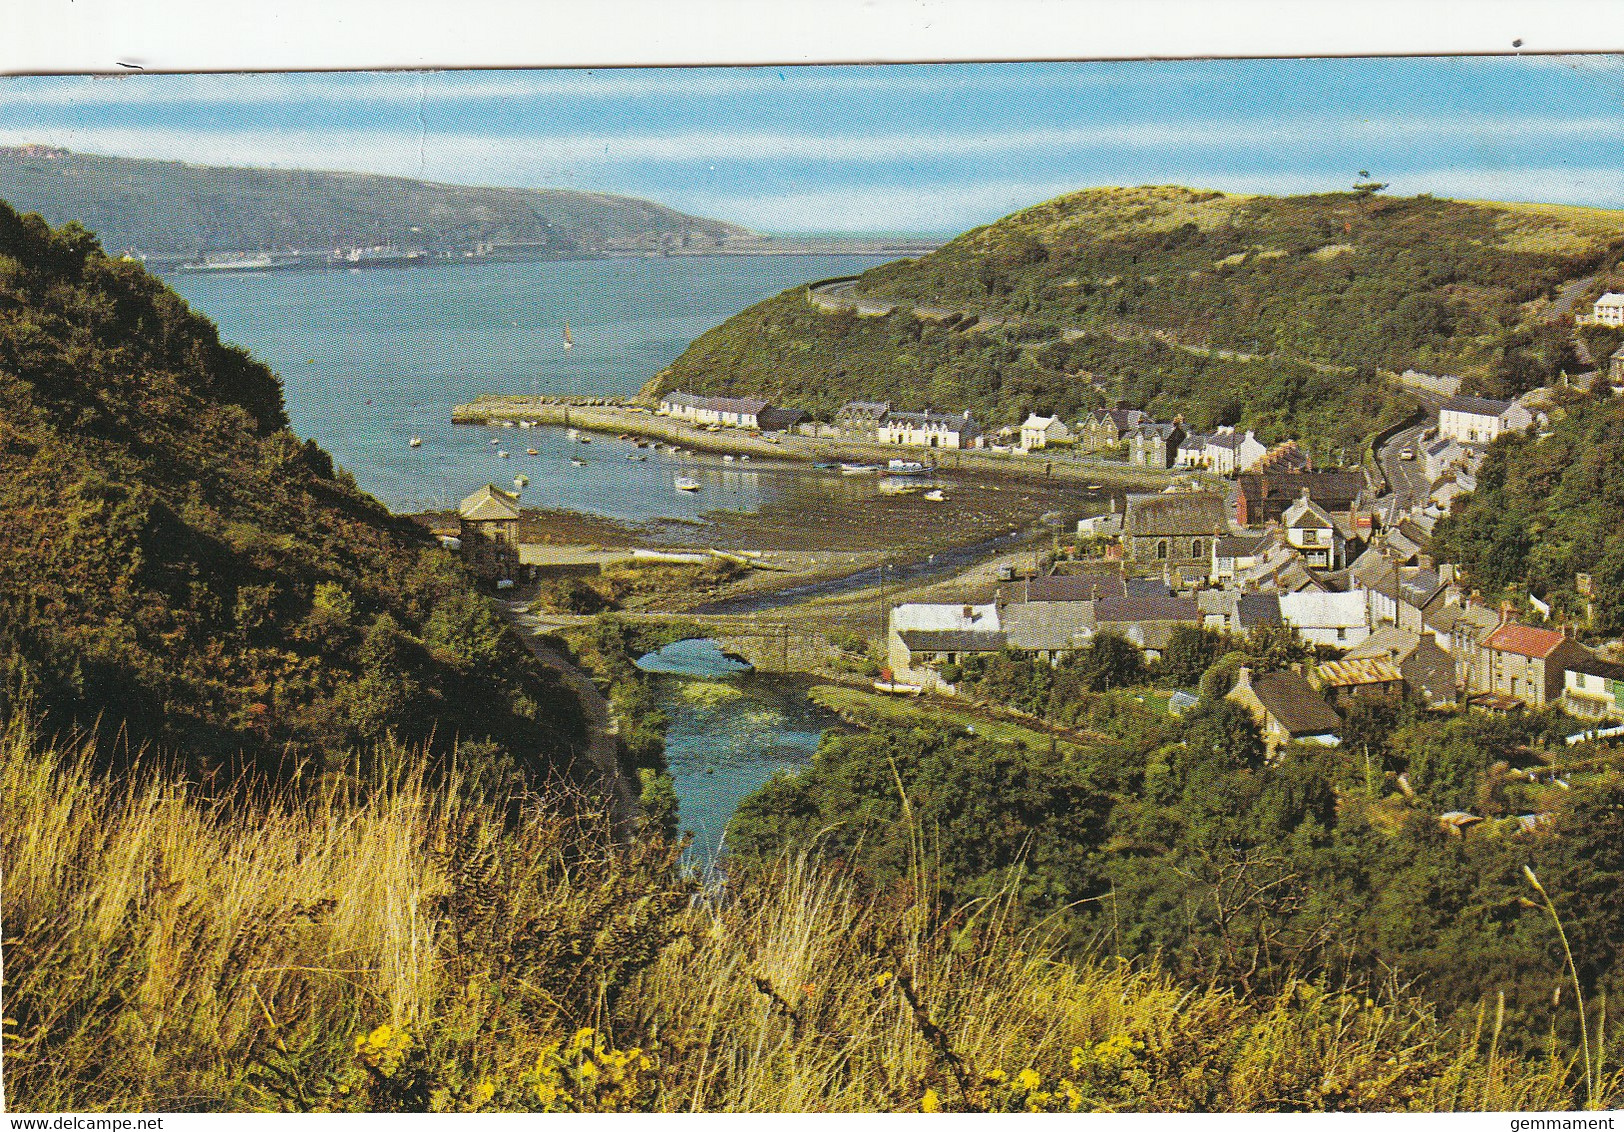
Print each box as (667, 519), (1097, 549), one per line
(2, 57), (1623, 234)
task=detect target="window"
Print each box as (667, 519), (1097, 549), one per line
(1157, 539), (1168, 560)
(1192, 539), (1205, 559)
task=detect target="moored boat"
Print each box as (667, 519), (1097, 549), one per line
(409, 436), (422, 447)
(675, 475), (701, 491)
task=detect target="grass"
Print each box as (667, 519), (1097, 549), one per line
(807, 684), (1087, 753)
(1, 710), (1611, 1112)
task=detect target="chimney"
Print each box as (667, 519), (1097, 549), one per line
(963, 604), (975, 622)
(1564, 622), (1578, 640)
(1439, 563), (1455, 586)
(1235, 665), (1253, 692)
(1499, 600), (1515, 626)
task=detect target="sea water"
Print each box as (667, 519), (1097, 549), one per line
(165, 255), (896, 516)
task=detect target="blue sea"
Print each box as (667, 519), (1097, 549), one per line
(165, 254), (896, 517)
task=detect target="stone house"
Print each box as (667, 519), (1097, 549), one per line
(1227, 666), (1343, 756)
(1592, 291), (1624, 328)
(1311, 658), (1405, 707)
(1121, 491), (1230, 566)
(1482, 622), (1596, 710)
(458, 484), (522, 582)
(1128, 421), (1186, 468)
(1278, 590), (1370, 649)
(1235, 470), (1367, 526)
(1081, 406), (1145, 451)
(835, 400), (891, 437)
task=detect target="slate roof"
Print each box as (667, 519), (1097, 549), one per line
(1251, 671), (1343, 735)
(1024, 575), (1124, 602)
(1215, 534), (1265, 557)
(1094, 594), (1201, 623)
(1123, 491), (1229, 537)
(1284, 494), (1337, 530)
(1237, 470), (1367, 515)
(1001, 602), (1099, 651)
(1345, 624), (1422, 662)
(898, 629), (1007, 653)
(1402, 637), (1459, 703)
(458, 484), (522, 521)
(1486, 623), (1569, 660)
(1441, 394), (1514, 418)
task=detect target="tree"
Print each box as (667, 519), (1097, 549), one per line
(1076, 632), (1147, 691)
(1161, 625), (1231, 688)
(1179, 698), (1266, 772)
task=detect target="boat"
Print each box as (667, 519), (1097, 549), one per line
(177, 251), (302, 273)
(566, 428), (579, 440)
(525, 448), (539, 456)
(563, 321), (574, 350)
(518, 419), (532, 428)
(571, 458), (587, 467)
(488, 438), (500, 445)
(578, 436), (591, 444)
(498, 450), (510, 458)
(887, 459), (931, 475)
(675, 476), (702, 491)
(325, 245), (427, 269)
(723, 454), (736, 462)
(840, 463), (880, 475)
(924, 489), (948, 502)
(873, 679), (924, 696)
(513, 475), (529, 488)
(1086, 484), (1103, 492)
(501, 420), (515, 428)
(409, 436), (422, 447)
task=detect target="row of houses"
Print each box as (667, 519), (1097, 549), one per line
(657, 391), (806, 432)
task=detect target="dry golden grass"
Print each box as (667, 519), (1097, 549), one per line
(1, 713), (1611, 1113)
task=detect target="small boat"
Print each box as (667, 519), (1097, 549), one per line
(887, 459), (931, 475)
(409, 436), (422, 447)
(675, 476), (702, 491)
(739, 455), (750, 462)
(498, 450), (510, 458)
(840, 463), (880, 475)
(578, 436), (591, 444)
(924, 489), (948, 502)
(489, 438), (500, 445)
(723, 454), (736, 462)
(513, 475), (529, 488)
(1087, 484), (1103, 492)
(566, 428), (579, 440)
(519, 420), (532, 428)
(571, 458), (587, 467)
(526, 448), (539, 456)
(501, 420), (515, 428)
(563, 321), (574, 350)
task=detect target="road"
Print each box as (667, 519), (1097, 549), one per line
(497, 598), (638, 838)
(1372, 387), (1445, 516)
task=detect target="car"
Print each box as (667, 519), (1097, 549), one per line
(1399, 447), (1415, 460)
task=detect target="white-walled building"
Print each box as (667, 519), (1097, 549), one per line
(877, 409), (982, 449)
(1437, 394), (1534, 446)
(1177, 426), (1267, 475)
(886, 602), (1004, 692)
(1591, 292), (1624, 328)
(1279, 590), (1371, 649)
(1020, 413), (1071, 451)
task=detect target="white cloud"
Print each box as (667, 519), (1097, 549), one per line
(0, 63), (1194, 110)
(7, 111), (1624, 178)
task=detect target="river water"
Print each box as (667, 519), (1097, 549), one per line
(167, 255), (901, 865)
(636, 640), (839, 870)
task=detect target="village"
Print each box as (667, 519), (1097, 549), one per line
(436, 292), (1624, 843)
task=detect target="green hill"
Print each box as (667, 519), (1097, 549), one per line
(0, 200), (585, 788)
(0, 145), (749, 259)
(654, 186), (1624, 453)
(1433, 385), (1624, 634)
